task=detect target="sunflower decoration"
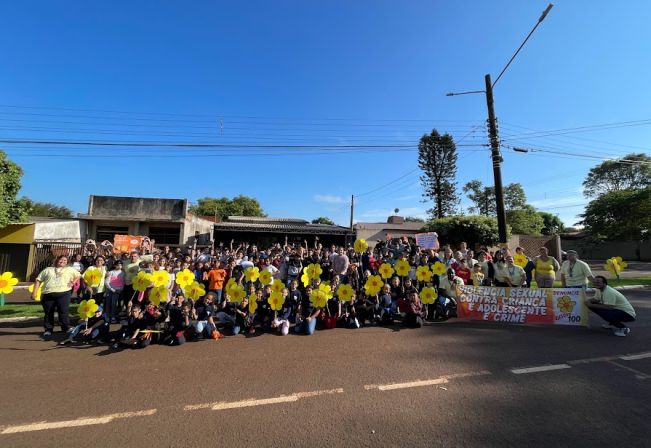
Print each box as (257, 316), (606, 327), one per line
(354, 239), (368, 254)
(416, 266), (433, 283)
(78, 299), (99, 319)
(378, 263), (395, 280)
(228, 284), (246, 303)
(395, 259), (410, 277)
(151, 270), (171, 288)
(420, 287), (438, 305)
(28, 283), (43, 301)
(82, 267), (103, 288)
(248, 295), (258, 314)
(318, 283), (333, 301)
(270, 279), (285, 294)
(225, 278), (237, 294)
(605, 257), (627, 279)
(513, 253), (528, 268)
(0, 272), (19, 295)
(244, 267), (260, 283)
(557, 295), (576, 314)
(305, 263), (323, 280)
(132, 271), (153, 292)
(300, 269), (311, 287)
(267, 292), (284, 311)
(149, 285), (169, 305)
(175, 269), (195, 288)
(183, 281), (206, 300)
(337, 284), (355, 302)
(364, 275), (383, 296)
(309, 289), (328, 309)
(431, 261), (447, 276)
(258, 269), (273, 285)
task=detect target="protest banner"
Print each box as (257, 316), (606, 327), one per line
(415, 232), (439, 250)
(456, 285), (587, 326)
(113, 235), (144, 254)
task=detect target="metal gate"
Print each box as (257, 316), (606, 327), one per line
(29, 242), (83, 281)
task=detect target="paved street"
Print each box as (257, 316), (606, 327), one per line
(0, 289), (649, 447)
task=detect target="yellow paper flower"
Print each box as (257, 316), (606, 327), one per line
(395, 259), (410, 277)
(318, 282), (333, 300)
(604, 257), (627, 277)
(225, 278), (237, 294)
(337, 284), (354, 302)
(420, 287), (438, 305)
(416, 266), (433, 282)
(309, 289), (328, 308)
(378, 263), (395, 280)
(151, 270), (171, 287)
(184, 281), (206, 300)
(244, 267), (260, 283)
(258, 269), (273, 285)
(28, 283), (42, 301)
(271, 279), (285, 294)
(132, 271), (153, 292)
(248, 295), (258, 313)
(267, 291), (284, 311)
(364, 275), (383, 296)
(354, 239), (368, 254)
(431, 262), (447, 276)
(557, 295), (576, 314)
(78, 299), (99, 319)
(305, 263), (323, 280)
(82, 267), (103, 288)
(228, 284), (246, 303)
(175, 269), (195, 288)
(0, 272), (19, 294)
(149, 285), (169, 305)
(514, 253), (528, 268)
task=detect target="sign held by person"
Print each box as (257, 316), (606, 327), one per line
(415, 232), (439, 250)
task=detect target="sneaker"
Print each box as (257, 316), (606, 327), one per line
(613, 328), (631, 337)
(42, 331), (53, 338)
(601, 323), (615, 330)
(58, 339), (72, 346)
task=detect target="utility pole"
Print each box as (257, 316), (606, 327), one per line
(484, 74), (508, 245)
(349, 195), (354, 231)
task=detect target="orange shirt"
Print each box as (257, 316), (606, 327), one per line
(207, 269), (226, 290)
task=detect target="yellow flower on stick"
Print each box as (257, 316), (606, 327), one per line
(268, 292), (284, 311)
(248, 295), (258, 314)
(151, 270), (171, 288)
(132, 271), (153, 292)
(184, 281), (206, 300)
(271, 279), (284, 294)
(557, 295), (576, 314)
(228, 284), (246, 303)
(225, 278), (237, 294)
(420, 287), (438, 305)
(431, 262), (447, 276)
(395, 259), (410, 277)
(605, 257), (627, 279)
(309, 289), (328, 308)
(149, 285), (169, 305)
(175, 269), (195, 288)
(378, 263), (394, 280)
(258, 269), (273, 285)
(416, 266), (433, 283)
(78, 299), (99, 319)
(83, 267), (103, 288)
(300, 270), (311, 287)
(0, 272), (19, 294)
(354, 239), (368, 254)
(244, 267), (260, 283)
(305, 263), (322, 280)
(28, 283), (42, 301)
(364, 275), (383, 296)
(318, 283), (333, 300)
(337, 284), (355, 302)
(513, 254), (528, 268)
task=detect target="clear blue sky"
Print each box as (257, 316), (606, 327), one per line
(1, 0), (650, 227)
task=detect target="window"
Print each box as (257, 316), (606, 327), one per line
(148, 227), (181, 245)
(96, 226), (129, 242)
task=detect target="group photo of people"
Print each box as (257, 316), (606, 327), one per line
(32, 235), (637, 348)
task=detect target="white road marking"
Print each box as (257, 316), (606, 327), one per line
(567, 356), (618, 365)
(364, 370), (491, 391)
(184, 388), (344, 411)
(511, 364), (572, 374)
(608, 361), (650, 380)
(0, 409), (157, 435)
(620, 352), (651, 361)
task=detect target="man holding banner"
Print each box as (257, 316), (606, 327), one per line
(586, 276), (636, 337)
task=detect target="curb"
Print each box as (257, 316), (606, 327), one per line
(0, 316), (41, 323)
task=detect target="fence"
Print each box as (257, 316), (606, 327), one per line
(28, 242), (83, 281)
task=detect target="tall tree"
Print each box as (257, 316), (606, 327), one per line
(311, 217), (335, 225)
(537, 211), (564, 235)
(0, 150), (30, 228)
(580, 186), (651, 240)
(189, 195), (266, 221)
(26, 200), (74, 218)
(418, 130), (459, 218)
(506, 205), (545, 235)
(463, 180), (528, 215)
(582, 153), (651, 198)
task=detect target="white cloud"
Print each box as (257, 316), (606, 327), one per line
(314, 194), (347, 204)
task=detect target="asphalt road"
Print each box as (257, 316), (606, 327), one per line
(0, 289), (649, 447)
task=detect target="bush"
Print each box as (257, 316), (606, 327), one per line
(421, 215), (509, 248)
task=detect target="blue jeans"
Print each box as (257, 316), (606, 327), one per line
(105, 290), (121, 320)
(216, 312), (240, 335)
(194, 320), (216, 336)
(69, 323), (101, 341)
(294, 317), (317, 335)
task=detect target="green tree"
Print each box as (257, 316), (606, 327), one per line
(506, 205), (545, 235)
(311, 217), (335, 225)
(582, 153), (651, 198)
(580, 186), (651, 240)
(463, 180), (528, 215)
(404, 216), (425, 222)
(421, 215), (507, 248)
(0, 150), (30, 228)
(538, 211), (564, 235)
(418, 129), (459, 219)
(189, 195), (266, 221)
(26, 200), (74, 218)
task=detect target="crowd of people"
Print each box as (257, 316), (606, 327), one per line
(32, 236), (637, 347)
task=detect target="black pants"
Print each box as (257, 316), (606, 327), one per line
(404, 314), (423, 328)
(41, 291), (72, 332)
(121, 284), (135, 310)
(588, 307), (635, 328)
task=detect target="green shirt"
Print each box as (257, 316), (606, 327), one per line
(594, 286), (635, 318)
(561, 260), (593, 286)
(37, 267), (81, 294)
